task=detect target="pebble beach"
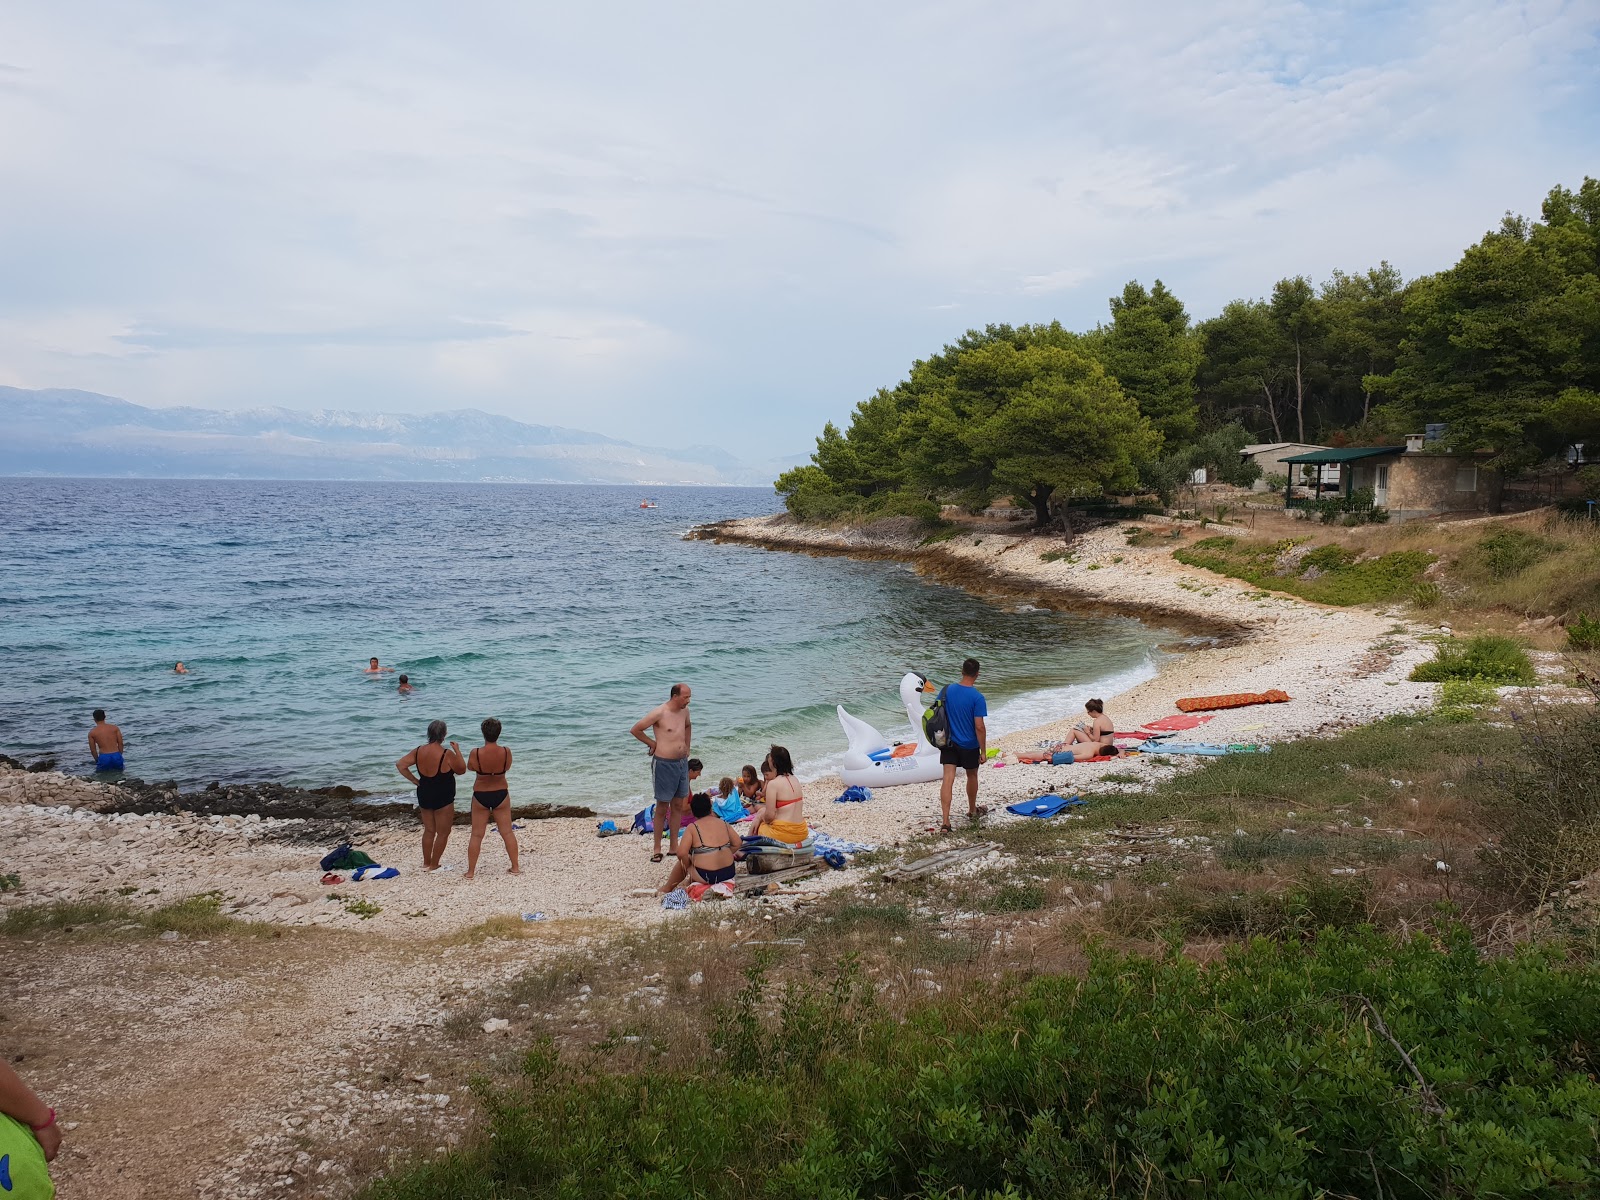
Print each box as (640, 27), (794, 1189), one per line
(2, 515), (1454, 936)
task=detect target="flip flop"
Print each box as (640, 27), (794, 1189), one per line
(650, 852), (664, 863)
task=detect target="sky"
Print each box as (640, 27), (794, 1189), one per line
(1, 1), (1597, 458)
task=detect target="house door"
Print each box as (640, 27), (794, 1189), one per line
(1373, 465), (1390, 507)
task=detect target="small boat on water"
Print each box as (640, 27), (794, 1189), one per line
(638, 499), (658, 509)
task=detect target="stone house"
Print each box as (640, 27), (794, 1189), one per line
(1239, 442), (1331, 491)
(1282, 435), (1499, 521)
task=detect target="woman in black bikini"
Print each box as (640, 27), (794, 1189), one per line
(465, 717), (520, 878)
(656, 791), (742, 895)
(396, 719), (466, 871)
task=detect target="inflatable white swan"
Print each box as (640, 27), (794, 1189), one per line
(837, 671), (945, 789)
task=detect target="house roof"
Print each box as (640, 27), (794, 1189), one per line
(1281, 446), (1406, 465)
(1241, 442), (1326, 455)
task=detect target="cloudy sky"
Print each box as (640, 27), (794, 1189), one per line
(2, 1), (1596, 457)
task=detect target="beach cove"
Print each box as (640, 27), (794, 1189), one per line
(2, 513), (1448, 937)
(2, 512), (1482, 1198)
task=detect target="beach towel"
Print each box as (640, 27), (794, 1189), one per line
(661, 888), (689, 910)
(1141, 714), (1215, 732)
(1140, 742), (1269, 756)
(319, 844), (377, 872)
(813, 832), (877, 857)
(833, 786), (872, 803)
(758, 819), (809, 846)
(1006, 794), (1085, 818)
(351, 864), (399, 881)
(1175, 690), (1290, 713)
(1017, 751), (1052, 764)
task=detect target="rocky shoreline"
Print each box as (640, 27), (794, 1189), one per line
(0, 752), (592, 837)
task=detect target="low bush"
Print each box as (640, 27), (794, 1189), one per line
(1175, 536), (1434, 606)
(364, 929), (1600, 1200)
(1464, 529), (1560, 582)
(1410, 635), (1536, 685)
(1483, 695), (1600, 902)
(1568, 612), (1600, 652)
(1436, 677), (1501, 721)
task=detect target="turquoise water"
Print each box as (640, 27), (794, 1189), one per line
(0, 479), (1170, 813)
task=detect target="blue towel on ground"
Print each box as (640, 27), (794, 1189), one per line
(1005, 794), (1084, 818)
(661, 888), (689, 910)
(351, 864), (399, 881)
(712, 794), (749, 823)
(1139, 743), (1236, 756)
(833, 785), (873, 803)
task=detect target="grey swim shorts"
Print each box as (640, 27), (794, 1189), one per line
(651, 755), (690, 804)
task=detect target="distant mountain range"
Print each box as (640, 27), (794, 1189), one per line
(0, 387), (802, 487)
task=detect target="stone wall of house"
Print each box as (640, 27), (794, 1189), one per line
(1376, 455), (1494, 519)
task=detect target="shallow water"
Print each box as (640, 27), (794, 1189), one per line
(0, 479), (1171, 812)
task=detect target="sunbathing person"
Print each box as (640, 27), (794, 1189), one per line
(1060, 698), (1119, 758)
(749, 744), (808, 845)
(656, 792), (742, 895)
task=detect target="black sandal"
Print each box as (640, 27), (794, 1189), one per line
(939, 823), (953, 834)
(649, 852), (664, 863)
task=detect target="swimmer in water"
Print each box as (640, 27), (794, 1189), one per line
(363, 657), (394, 674)
(398, 674), (414, 695)
(174, 662), (189, 674)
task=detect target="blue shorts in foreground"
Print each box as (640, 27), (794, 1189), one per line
(95, 751), (125, 772)
(651, 755), (690, 804)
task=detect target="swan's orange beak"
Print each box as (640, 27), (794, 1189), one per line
(922, 680), (937, 692)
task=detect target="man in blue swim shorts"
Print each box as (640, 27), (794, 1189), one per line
(88, 709), (125, 772)
(629, 683), (694, 863)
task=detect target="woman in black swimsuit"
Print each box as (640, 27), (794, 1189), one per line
(656, 792), (742, 895)
(465, 717), (520, 879)
(396, 719), (466, 871)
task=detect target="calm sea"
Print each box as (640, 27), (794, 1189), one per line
(0, 479), (1170, 813)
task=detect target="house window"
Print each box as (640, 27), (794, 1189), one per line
(1455, 466), (1478, 492)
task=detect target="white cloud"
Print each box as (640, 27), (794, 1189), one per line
(0, 0), (1596, 453)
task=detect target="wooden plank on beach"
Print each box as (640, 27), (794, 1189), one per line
(733, 861), (822, 894)
(882, 841), (999, 882)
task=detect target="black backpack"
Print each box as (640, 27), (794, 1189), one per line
(923, 685), (951, 748)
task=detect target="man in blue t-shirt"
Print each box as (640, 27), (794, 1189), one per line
(938, 657), (988, 830)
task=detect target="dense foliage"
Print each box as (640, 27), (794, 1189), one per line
(367, 929), (1600, 1199)
(782, 178), (1600, 522)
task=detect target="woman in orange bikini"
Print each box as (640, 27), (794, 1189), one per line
(750, 744), (808, 845)
(465, 717), (520, 878)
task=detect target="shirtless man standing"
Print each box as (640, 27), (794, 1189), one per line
(88, 709), (125, 772)
(630, 683), (693, 863)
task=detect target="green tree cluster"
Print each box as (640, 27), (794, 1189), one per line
(783, 177), (1600, 520)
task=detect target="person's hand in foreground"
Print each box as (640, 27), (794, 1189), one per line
(0, 1057), (61, 1161)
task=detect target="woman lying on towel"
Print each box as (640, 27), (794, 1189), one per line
(657, 792), (743, 895)
(749, 744), (809, 845)
(1060, 699), (1120, 759)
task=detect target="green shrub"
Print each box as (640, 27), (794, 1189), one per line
(1483, 700), (1600, 901)
(1264, 471), (1287, 493)
(1412, 581), (1444, 608)
(364, 929), (1600, 1200)
(1568, 613), (1600, 652)
(1465, 529), (1559, 581)
(1301, 543), (1357, 572)
(1410, 635), (1536, 685)
(1436, 677), (1500, 721)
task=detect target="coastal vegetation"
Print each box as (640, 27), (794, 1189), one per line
(778, 177), (1600, 524)
(364, 693), (1600, 1199)
(1172, 536), (1434, 606)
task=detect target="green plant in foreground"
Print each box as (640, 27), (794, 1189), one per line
(343, 897), (382, 919)
(0, 873), (20, 893)
(364, 928), (1600, 1200)
(1411, 634), (1536, 685)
